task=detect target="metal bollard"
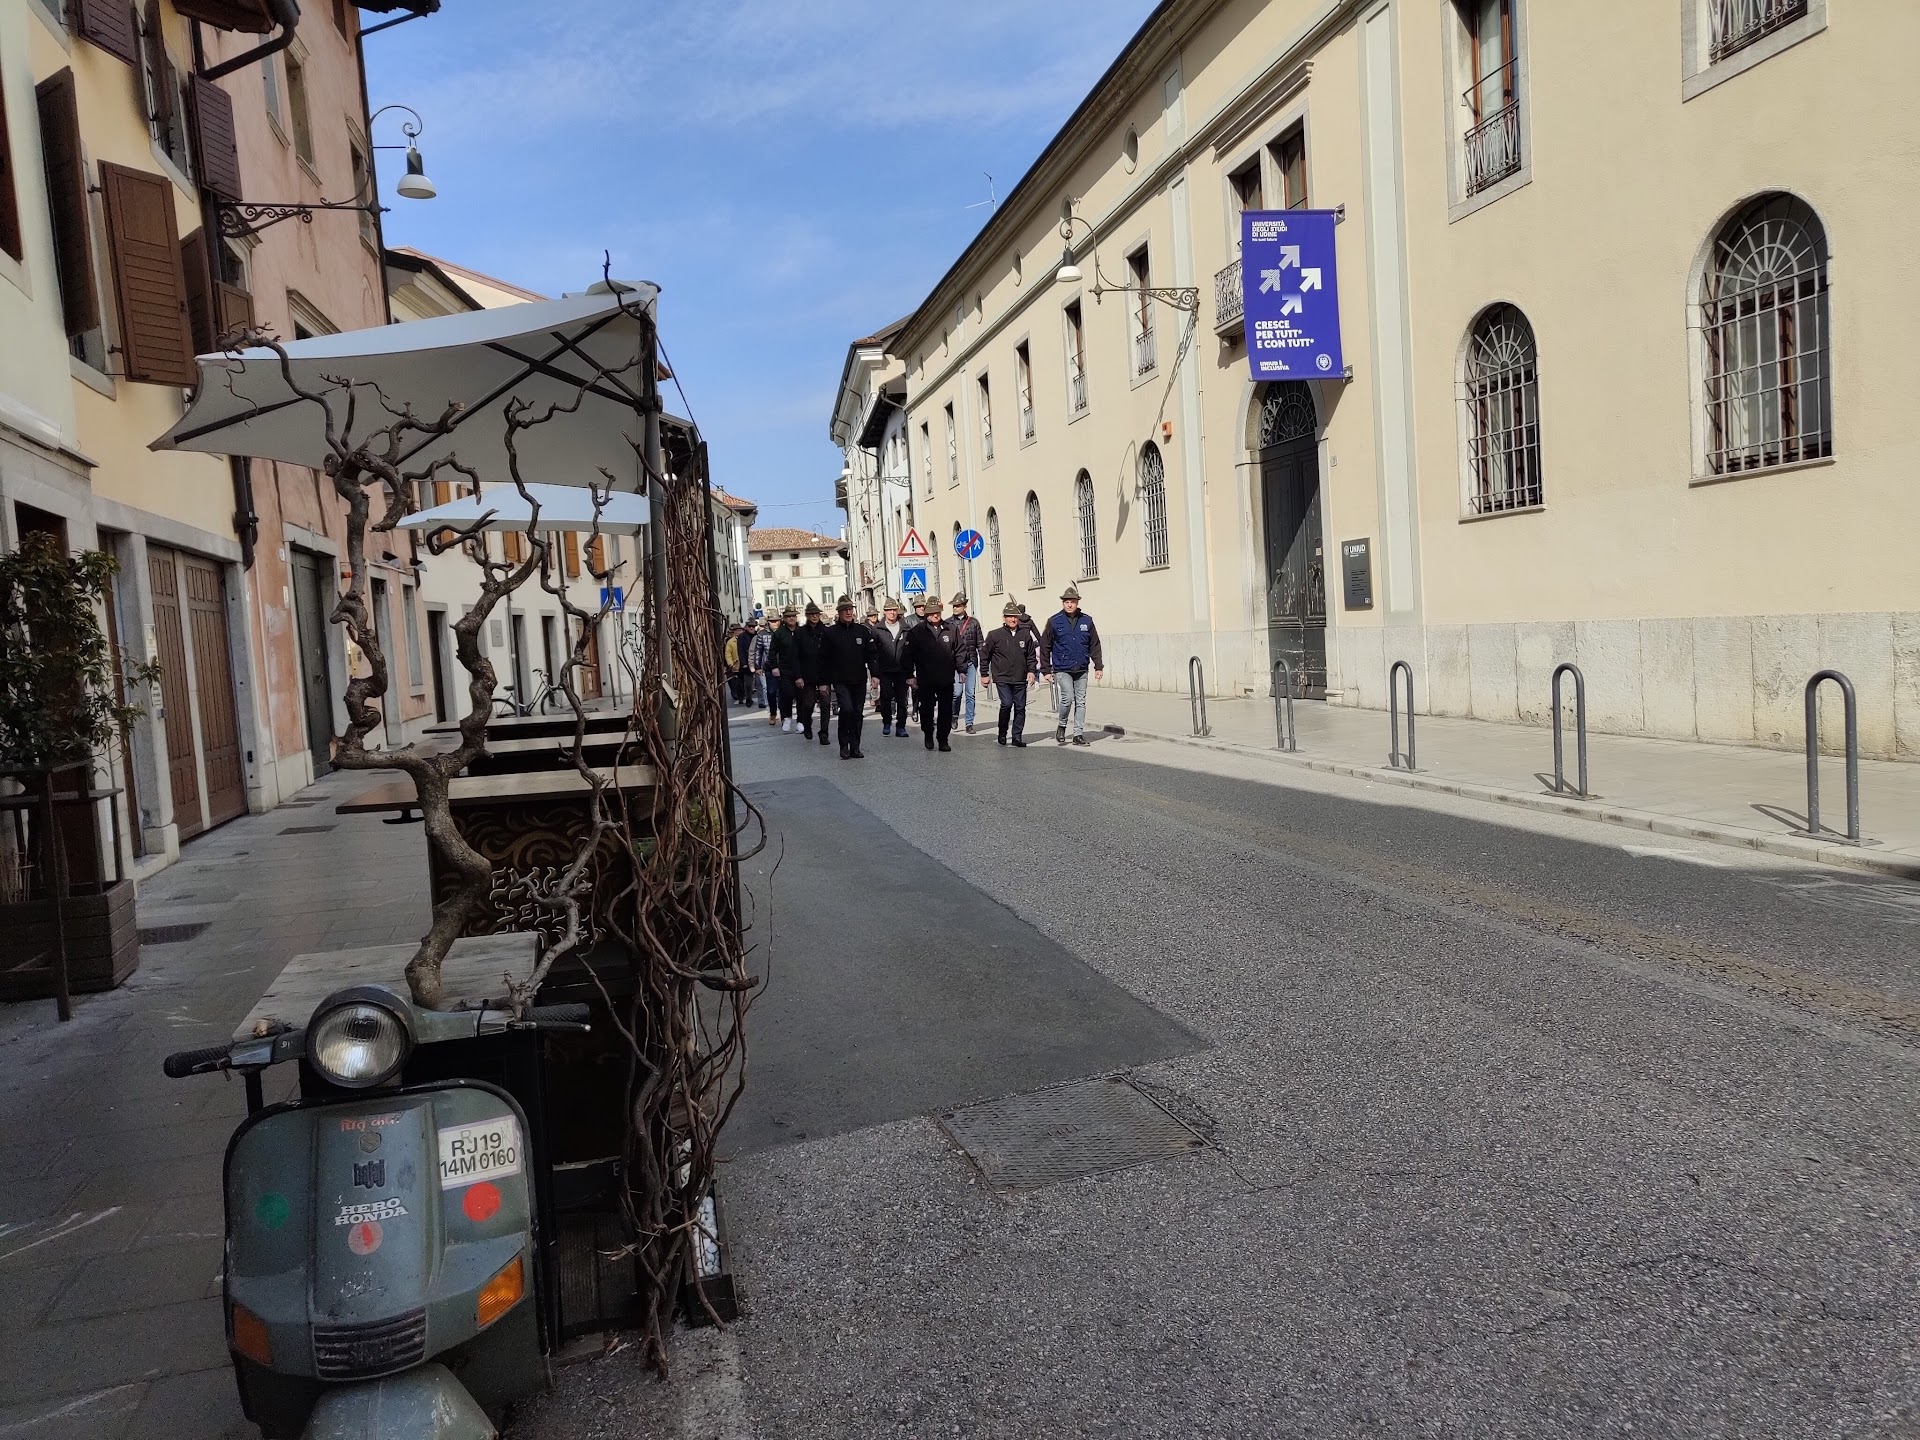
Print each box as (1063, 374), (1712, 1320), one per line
(1272, 659), (1297, 752)
(1804, 669), (1861, 843)
(1188, 656), (1211, 737)
(1387, 660), (1415, 771)
(1550, 662), (1590, 799)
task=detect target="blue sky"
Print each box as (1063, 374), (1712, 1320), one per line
(363, 0), (1158, 540)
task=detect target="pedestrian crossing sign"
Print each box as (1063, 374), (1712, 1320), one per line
(897, 528), (931, 560)
(901, 567), (928, 594)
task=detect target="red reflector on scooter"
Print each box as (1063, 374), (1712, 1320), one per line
(231, 1303), (273, 1368)
(462, 1181), (502, 1223)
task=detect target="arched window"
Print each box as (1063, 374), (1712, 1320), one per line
(1702, 193), (1831, 475)
(1025, 491), (1045, 589)
(1139, 444), (1169, 567)
(1074, 471), (1098, 580)
(1460, 303), (1542, 513)
(986, 508), (1003, 593)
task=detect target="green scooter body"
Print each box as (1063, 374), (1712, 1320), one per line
(224, 1081), (544, 1438)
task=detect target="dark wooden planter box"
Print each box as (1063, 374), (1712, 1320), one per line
(0, 879), (139, 1001)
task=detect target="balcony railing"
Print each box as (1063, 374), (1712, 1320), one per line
(1133, 326), (1157, 377)
(1069, 368), (1088, 414)
(1709, 0), (1808, 63)
(981, 426), (994, 463)
(1019, 404), (1035, 440)
(1462, 59), (1523, 197)
(1214, 259), (1243, 335)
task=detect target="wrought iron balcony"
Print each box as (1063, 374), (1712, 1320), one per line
(1133, 326), (1157, 377)
(1019, 405), (1035, 441)
(1068, 369), (1088, 415)
(1214, 259), (1243, 336)
(1709, 0), (1808, 63)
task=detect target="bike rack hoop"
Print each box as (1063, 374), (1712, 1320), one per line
(1387, 660), (1415, 771)
(1271, 659), (1297, 752)
(1188, 656), (1211, 737)
(1549, 662), (1591, 799)
(1804, 669), (1861, 844)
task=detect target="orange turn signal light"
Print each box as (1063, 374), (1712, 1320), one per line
(475, 1253), (525, 1329)
(231, 1302), (273, 1367)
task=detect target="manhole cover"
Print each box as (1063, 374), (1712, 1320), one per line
(140, 923), (211, 945)
(939, 1076), (1206, 1191)
(279, 824), (336, 835)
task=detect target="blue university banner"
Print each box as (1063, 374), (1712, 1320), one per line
(1241, 209), (1343, 381)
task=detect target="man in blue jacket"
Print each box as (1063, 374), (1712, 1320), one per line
(1039, 585), (1104, 746)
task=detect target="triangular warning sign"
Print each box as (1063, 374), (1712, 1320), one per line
(897, 527), (930, 560)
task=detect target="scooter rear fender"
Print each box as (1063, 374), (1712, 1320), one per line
(302, 1362), (497, 1440)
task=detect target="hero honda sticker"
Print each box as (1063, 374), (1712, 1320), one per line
(438, 1115), (522, 1189)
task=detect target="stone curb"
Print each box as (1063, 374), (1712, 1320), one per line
(1099, 722), (1920, 883)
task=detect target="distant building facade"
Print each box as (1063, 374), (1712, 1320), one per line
(745, 527), (848, 616)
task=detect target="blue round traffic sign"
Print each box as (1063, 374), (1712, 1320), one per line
(956, 528), (984, 560)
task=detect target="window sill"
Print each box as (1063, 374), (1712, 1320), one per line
(1129, 365), (1160, 391)
(1690, 454), (1834, 487)
(1017, 432), (1038, 450)
(267, 113), (290, 148)
(1139, 563), (1171, 573)
(1683, 9), (1827, 102)
(1067, 406), (1091, 426)
(297, 155), (323, 186)
(1457, 503), (1544, 524)
(70, 353), (117, 399)
(1448, 165), (1531, 225)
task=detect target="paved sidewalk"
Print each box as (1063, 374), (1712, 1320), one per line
(1072, 683), (1920, 878)
(0, 771), (430, 1438)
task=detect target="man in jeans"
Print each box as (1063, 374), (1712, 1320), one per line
(948, 592), (984, 735)
(979, 600), (1040, 747)
(869, 598), (912, 739)
(1039, 584), (1104, 746)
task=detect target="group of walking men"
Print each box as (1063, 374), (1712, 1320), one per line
(725, 587), (1104, 759)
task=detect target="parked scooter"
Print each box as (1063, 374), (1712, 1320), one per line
(164, 985), (589, 1439)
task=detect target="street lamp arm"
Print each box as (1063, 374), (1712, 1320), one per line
(1056, 211), (1199, 314)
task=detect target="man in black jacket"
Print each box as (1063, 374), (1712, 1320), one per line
(791, 601), (832, 745)
(817, 596), (877, 758)
(901, 594), (959, 752)
(978, 600), (1040, 747)
(767, 606), (801, 732)
(868, 598), (912, 739)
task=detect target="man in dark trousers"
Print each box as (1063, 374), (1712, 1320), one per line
(1039, 584), (1104, 746)
(791, 601), (833, 746)
(979, 600), (1040, 747)
(949, 592), (984, 735)
(901, 594), (959, 751)
(818, 596), (877, 759)
(868, 597), (912, 739)
(768, 605), (801, 732)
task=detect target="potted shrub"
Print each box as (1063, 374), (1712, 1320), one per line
(0, 532), (158, 1002)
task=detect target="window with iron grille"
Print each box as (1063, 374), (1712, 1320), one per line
(1128, 248), (1155, 376)
(1459, 303), (1543, 514)
(987, 507), (1003, 593)
(944, 403), (959, 487)
(1701, 193), (1830, 476)
(1016, 342), (1035, 439)
(1063, 303), (1088, 414)
(1074, 472), (1098, 580)
(1139, 444), (1169, 567)
(977, 373), (993, 462)
(1025, 492), (1044, 589)
(1708, 0), (1808, 63)
(1459, 0), (1521, 198)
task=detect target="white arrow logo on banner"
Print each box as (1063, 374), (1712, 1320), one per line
(1280, 294), (1303, 316)
(1279, 245), (1300, 270)
(1300, 267), (1322, 291)
(1259, 267), (1282, 294)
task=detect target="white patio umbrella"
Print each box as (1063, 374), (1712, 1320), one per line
(149, 281), (675, 493)
(395, 483), (650, 536)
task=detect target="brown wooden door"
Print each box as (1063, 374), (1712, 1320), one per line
(578, 620), (602, 699)
(182, 555), (246, 827)
(147, 546), (202, 837)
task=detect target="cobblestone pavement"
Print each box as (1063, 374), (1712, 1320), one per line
(0, 771), (429, 1438)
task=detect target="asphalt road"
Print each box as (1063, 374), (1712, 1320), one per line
(514, 712), (1920, 1439)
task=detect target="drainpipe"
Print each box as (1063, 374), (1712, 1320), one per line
(198, 0), (301, 82)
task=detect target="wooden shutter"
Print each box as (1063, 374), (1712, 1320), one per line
(181, 226), (216, 356)
(564, 532), (581, 578)
(189, 77), (242, 202)
(588, 534), (606, 574)
(217, 279), (253, 340)
(34, 70), (98, 335)
(503, 530), (524, 564)
(100, 162), (195, 385)
(433, 480), (452, 506)
(73, 0), (139, 64)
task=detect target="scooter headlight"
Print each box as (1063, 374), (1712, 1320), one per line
(309, 998), (411, 1088)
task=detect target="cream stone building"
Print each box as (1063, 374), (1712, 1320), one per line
(829, 317), (915, 613)
(745, 527), (848, 618)
(882, 0), (1917, 756)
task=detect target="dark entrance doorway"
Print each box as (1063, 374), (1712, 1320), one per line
(1256, 383), (1327, 698)
(289, 549), (335, 777)
(182, 555), (246, 828)
(426, 608), (449, 723)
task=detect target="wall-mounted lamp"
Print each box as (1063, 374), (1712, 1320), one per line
(1054, 198), (1199, 313)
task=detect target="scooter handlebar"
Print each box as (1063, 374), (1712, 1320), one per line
(524, 1003), (592, 1028)
(163, 1043), (233, 1078)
